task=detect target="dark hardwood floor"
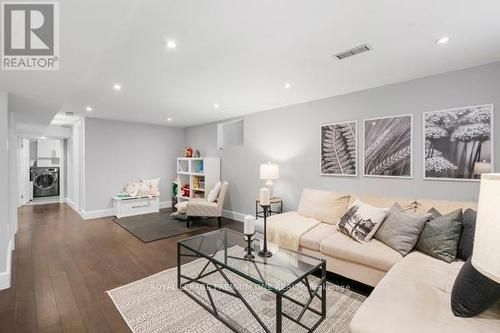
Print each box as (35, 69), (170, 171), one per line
(0, 203), (242, 333)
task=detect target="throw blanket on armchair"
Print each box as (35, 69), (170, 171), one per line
(266, 212), (321, 251)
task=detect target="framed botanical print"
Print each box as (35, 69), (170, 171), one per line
(363, 114), (413, 178)
(321, 121), (357, 176)
(424, 104), (494, 181)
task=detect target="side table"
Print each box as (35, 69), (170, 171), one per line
(255, 196), (283, 218)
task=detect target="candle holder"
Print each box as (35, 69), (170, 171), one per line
(258, 204), (273, 258)
(244, 233), (255, 260)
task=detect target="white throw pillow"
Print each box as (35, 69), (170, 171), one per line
(207, 182), (222, 203)
(337, 199), (388, 243)
(144, 177), (161, 196)
(124, 182), (140, 197)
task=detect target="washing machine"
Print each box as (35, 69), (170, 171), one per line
(31, 167), (60, 197)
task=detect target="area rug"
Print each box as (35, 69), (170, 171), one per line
(113, 209), (212, 242)
(107, 256), (366, 332)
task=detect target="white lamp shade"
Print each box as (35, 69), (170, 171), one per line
(471, 173), (500, 284)
(260, 162), (279, 180)
(474, 162), (492, 175)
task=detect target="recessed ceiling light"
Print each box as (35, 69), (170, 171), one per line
(85, 106), (93, 112)
(284, 83), (291, 89)
(165, 40), (177, 49)
(436, 37), (450, 45)
(213, 104), (220, 109)
(167, 117), (172, 122)
(113, 83), (122, 91)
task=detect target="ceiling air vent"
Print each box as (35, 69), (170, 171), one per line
(334, 44), (372, 60)
(65, 111), (74, 116)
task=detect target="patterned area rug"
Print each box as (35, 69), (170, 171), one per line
(107, 256), (365, 333)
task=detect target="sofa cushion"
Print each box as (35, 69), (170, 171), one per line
(299, 223), (338, 251)
(320, 232), (402, 272)
(175, 199), (217, 214)
(350, 252), (500, 333)
(297, 188), (350, 224)
(415, 198), (477, 214)
(350, 194), (415, 211)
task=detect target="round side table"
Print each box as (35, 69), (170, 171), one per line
(255, 197), (283, 218)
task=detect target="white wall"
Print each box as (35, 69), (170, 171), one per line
(185, 61), (500, 217)
(83, 118), (184, 214)
(66, 119), (83, 211)
(0, 92), (15, 290)
(8, 112), (17, 241)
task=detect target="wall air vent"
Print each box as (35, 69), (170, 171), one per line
(217, 119), (244, 150)
(334, 44), (372, 60)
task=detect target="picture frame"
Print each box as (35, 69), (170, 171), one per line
(363, 114), (413, 179)
(423, 104), (494, 182)
(320, 121), (358, 177)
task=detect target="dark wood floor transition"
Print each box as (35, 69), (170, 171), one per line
(0, 204), (242, 333)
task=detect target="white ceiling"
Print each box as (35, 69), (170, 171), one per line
(2, 0), (500, 128)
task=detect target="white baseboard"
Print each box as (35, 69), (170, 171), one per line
(159, 201), (171, 209)
(222, 209), (245, 222)
(0, 239), (13, 290)
(80, 208), (114, 220)
(64, 197), (79, 212)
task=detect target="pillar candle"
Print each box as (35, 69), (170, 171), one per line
(259, 188), (271, 206)
(243, 215), (255, 235)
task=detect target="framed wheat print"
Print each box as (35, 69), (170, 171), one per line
(363, 114), (413, 178)
(423, 104), (494, 181)
(320, 121), (357, 176)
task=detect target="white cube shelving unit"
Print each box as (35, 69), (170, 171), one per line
(177, 157), (221, 201)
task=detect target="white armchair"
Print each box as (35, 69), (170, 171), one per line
(175, 182), (229, 228)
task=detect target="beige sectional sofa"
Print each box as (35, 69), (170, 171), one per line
(260, 189), (500, 332)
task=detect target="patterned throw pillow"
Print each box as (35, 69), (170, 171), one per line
(337, 200), (388, 243)
(144, 177), (161, 196)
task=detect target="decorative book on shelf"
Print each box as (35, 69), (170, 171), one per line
(176, 157), (220, 201)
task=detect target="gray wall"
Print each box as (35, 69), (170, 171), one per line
(185, 62), (500, 217)
(0, 92), (9, 274)
(84, 118), (184, 211)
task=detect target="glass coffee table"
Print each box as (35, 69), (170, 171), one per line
(177, 228), (326, 332)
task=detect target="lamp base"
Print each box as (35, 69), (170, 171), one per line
(264, 180), (274, 198)
(258, 250), (273, 258)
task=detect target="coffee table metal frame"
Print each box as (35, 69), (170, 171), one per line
(177, 228), (326, 333)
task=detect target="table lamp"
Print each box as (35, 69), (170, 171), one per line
(260, 162), (279, 198)
(474, 161), (492, 178)
(472, 173), (500, 284)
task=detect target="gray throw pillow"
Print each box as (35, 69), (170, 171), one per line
(416, 208), (463, 263)
(375, 203), (431, 256)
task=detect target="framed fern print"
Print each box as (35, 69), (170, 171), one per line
(423, 104), (494, 181)
(363, 114), (413, 178)
(320, 121), (357, 176)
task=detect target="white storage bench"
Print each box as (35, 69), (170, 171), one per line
(113, 195), (160, 218)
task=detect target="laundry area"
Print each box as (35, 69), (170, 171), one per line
(19, 137), (64, 205)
